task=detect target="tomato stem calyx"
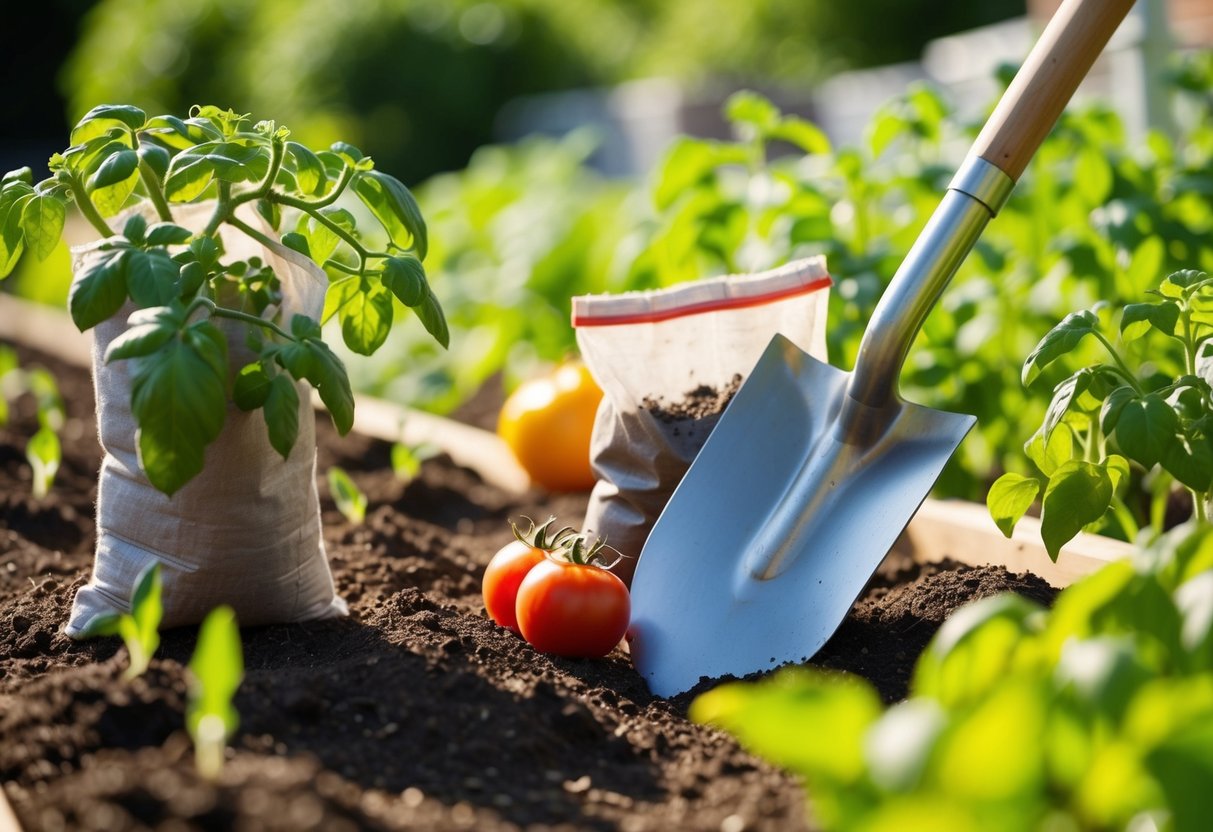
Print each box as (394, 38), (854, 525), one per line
(510, 515), (578, 551)
(556, 534), (623, 570)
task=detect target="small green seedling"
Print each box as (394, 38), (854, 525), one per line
(390, 439), (438, 482)
(26, 426), (60, 499)
(79, 562), (163, 679)
(187, 605), (243, 781)
(328, 465), (367, 523)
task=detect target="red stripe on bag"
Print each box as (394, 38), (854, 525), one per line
(571, 275), (832, 327)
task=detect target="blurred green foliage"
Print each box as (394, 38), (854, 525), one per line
(692, 519), (1213, 832)
(63, 0), (1020, 182)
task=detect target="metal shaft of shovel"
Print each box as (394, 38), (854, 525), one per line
(630, 0), (1138, 697)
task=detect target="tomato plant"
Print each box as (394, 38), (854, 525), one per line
(482, 516), (575, 632)
(497, 360), (603, 492)
(515, 535), (630, 658)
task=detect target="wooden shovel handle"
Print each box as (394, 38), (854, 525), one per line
(973, 0), (1136, 182)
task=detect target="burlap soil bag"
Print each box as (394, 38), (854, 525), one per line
(65, 203), (348, 636)
(573, 256), (831, 586)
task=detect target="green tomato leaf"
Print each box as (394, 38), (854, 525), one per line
(256, 197), (280, 231)
(1043, 369), (1095, 442)
(129, 320), (228, 495)
(1026, 421), (1077, 477)
(1121, 301), (1180, 341)
(145, 223), (192, 247)
(123, 214), (147, 243)
(2, 167), (33, 185)
(1100, 385), (1136, 435)
(352, 170), (428, 258)
(770, 117), (831, 155)
(1105, 454), (1131, 496)
(987, 473), (1041, 538)
(724, 91), (780, 136)
(339, 279), (394, 356)
(381, 255), (427, 307)
(296, 214), (339, 264)
(177, 261), (207, 299)
(19, 194), (66, 261)
(164, 155), (216, 203)
(138, 143), (170, 180)
(0, 188), (31, 277)
(1162, 430), (1213, 493)
(232, 362), (271, 411)
(330, 141), (363, 164)
(1074, 146), (1113, 205)
(1113, 394), (1181, 471)
(413, 290), (449, 349)
(125, 249), (181, 308)
(70, 104), (146, 145)
(280, 232), (310, 259)
(143, 114), (223, 151)
(69, 248), (130, 331)
(105, 303), (185, 362)
(88, 148), (139, 190)
(913, 593), (1044, 707)
(286, 141), (327, 196)
(653, 138), (750, 211)
(263, 374), (300, 460)
(1023, 310), (1100, 386)
(1159, 269), (1208, 300)
(1040, 460), (1114, 562)
(275, 328), (353, 434)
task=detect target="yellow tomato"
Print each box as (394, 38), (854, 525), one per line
(498, 361), (603, 492)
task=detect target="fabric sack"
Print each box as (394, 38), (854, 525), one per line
(65, 202), (348, 636)
(573, 256), (831, 586)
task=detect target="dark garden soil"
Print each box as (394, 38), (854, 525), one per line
(0, 341), (1058, 832)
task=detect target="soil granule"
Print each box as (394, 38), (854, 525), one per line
(1, 341), (1058, 831)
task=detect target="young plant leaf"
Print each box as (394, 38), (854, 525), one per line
(20, 194), (66, 261)
(339, 280), (394, 355)
(0, 186), (31, 277)
(286, 141), (327, 196)
(1040, 460), (1114, 562)
(352, 170), (428, 258)
(88, 148), (139, 190)
(187, 605), (243, 781)
(70, 104), (147, 145)
(146, 223), (193, 247)
(106, 303), (185, 362)
(275, 324), (354, 434)
(1113, 394), (1181, 471)
(262, 374), (300, 459)
(1022, 310), (1100, 387)
(987, 473), (1041, 538)
(69, 248), (130, 331)
(327, 466), (367, 523)
(1162, 431), (1213, 493)
(1121, 301), (1180, 341)
(413, 290), (449, 349)
(381, 255), (427, 307)
(125, 249), (181, 308)
(26, 425), (60, 499)
(129, 320), (228, 495)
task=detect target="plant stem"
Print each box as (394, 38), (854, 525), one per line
(289, 165), (354, 209)
(191, 296), (295, 342)
(225, 214), (280, 254)
(1109, 497), (1140, 542)
(66, 176), (114, 238)
(274, 195), (373, 259)
(1193, 489), (1208, 524)
(138, 160), (173, 222)
(1093, 332), (1145, 395)
(203, 182), (233, 237)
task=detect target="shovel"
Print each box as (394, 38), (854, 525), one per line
(629, 0), (1138, 697)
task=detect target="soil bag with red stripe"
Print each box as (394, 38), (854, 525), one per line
(572, 256), (830, 586)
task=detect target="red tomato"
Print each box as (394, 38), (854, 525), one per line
(515, 558), (631, 658)
(482, 540), (546, 633)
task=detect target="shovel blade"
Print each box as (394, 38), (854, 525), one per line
(629, 334), (975, 697)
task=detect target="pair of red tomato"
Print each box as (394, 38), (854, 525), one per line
(482, 520), (630, 658)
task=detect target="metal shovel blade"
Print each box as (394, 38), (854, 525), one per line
(628, 334), (975, 698)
